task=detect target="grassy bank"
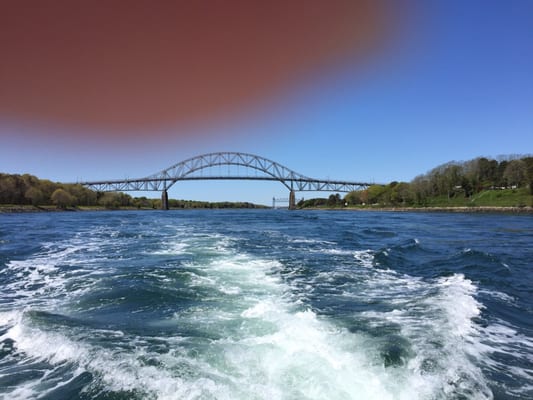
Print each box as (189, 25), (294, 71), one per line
(421, 188), (531, 208)
(298, 188), (533, 213)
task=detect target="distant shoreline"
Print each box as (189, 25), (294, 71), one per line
(0, 205), (268, 213)
(0, 205), (173, 213)
(0, 205), (114, 213)
(1, 204), (532, 214)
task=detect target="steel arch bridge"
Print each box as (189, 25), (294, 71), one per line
(78, 152), (375, 209)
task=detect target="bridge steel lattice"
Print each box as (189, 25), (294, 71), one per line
(78, 152), (375, 209)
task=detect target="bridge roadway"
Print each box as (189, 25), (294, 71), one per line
(77, 152), (375, 209)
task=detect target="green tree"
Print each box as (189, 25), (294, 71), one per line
(476, 157), (497, 186)
(344, 191), (362, 205)
(522, 157), (533, 194)
(411, 175), (431, 205)
(0, 174), (18, 203)
(25, 187), (44, 206)
(503, 160), (527, 188)
(98, 192), (122, 209)
(461, 176), (474, 197)
(327, 193), (341, 207)
(367, 185), (387, 204)
(496, 160), (509, 187)
(390, 182), (413, 205)
(51, 188), (76, 208)
(67, 184), (97, 206)
(134, 196), (153, 208)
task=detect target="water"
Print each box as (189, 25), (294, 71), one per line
(0, 210), (532, 400)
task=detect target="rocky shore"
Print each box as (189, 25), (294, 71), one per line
(299, 206), (533, 214)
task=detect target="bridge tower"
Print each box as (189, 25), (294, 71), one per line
(289, 190), (296, 210)
(161, 189), (169, 210)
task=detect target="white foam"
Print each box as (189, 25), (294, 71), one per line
(1, 238), (109, 311)
(0, 310), (20, 329)
(4, 227), (524, 399)
(435, 274), (481, 337)
(479, 288), (515, 303)
(309, 248), (354, 256)
(364, 272), (494, 398)
(241, 299), (278, 319)
(289, 238), (336, 245)
(1, 316), (188, 399)
(161, 241), (467, 399)
(151, 242), (190, 255)
(353, 249), (376, 267)
(145, 240), (415, 398)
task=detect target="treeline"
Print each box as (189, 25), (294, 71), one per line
(167, 199), (266, 209)
(300, 155), (533, 208)
(3, 155), (532, 210)
(0, 173), (98, 207)
(0, 172), (154, 208)
(0, 173), (266, 209)
(408, 155), (533, 203)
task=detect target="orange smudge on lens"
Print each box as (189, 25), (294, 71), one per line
(0, 0), (395, 139)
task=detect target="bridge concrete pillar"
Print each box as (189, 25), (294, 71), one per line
(288, 190), (296, 210)
(161, 190), (169, 210)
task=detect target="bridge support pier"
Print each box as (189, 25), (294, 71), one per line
(161, 190), (169, 210)
(288, 190), (296, 210)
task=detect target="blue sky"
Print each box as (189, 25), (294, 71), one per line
(1, 1), (532, 205)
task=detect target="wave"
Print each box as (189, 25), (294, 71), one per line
(1, 213), (532, 399)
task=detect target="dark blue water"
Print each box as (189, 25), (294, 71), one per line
(0, 210), (532, 399)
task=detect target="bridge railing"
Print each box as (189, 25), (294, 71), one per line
(81, 176), (374, 193)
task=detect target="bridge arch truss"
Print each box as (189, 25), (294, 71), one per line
(79, 152), (375, 208)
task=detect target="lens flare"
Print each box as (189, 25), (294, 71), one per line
(0, 0), (393, 139)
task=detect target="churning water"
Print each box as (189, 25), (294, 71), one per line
(0, 210), (532, 399)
